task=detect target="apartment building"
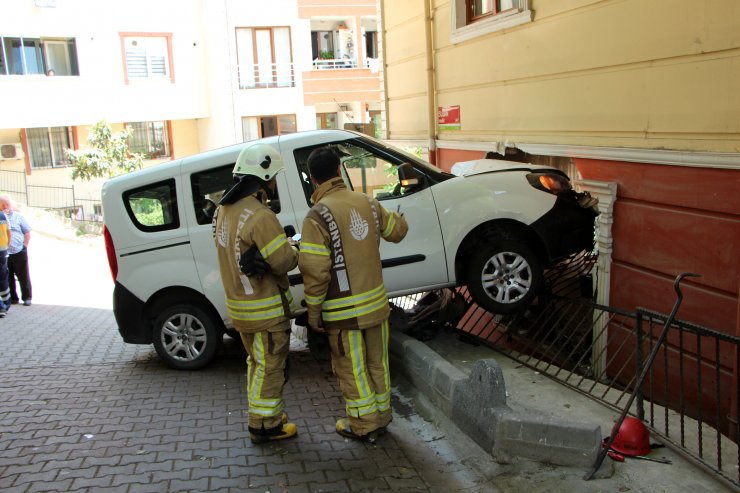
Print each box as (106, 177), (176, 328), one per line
(0, 0), (381, 218)
(379, 0), (740, 443)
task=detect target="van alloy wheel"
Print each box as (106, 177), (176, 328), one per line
(465, 240), (543, 315)
(153, 304), (222, 370)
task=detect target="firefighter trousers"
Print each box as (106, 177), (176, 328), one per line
(327, 319), (392, 436)
(240, 328), (290, 433)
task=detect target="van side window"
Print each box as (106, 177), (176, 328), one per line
(190, 164), (234, 225)
(123, 179), (179, 232)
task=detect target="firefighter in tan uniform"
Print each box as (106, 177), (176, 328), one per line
(298, 146), (408, 442)
(213, 143), (299, 443)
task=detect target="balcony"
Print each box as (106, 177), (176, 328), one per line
(302, 65), (380, 105)
(237, 63), (295, 90)
(313, 58), (357, 70)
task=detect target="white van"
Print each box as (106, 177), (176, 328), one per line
(101, 130), (597, 369)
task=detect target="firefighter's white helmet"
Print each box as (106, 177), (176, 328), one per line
(233, 143), (284, 181)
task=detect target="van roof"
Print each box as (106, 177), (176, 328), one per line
(103, 129), (362, 187)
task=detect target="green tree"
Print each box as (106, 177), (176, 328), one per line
(66, 121), (143, 181)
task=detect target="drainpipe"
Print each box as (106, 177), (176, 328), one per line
(378, 0), (390, 140)
(423, 0), (437, 165)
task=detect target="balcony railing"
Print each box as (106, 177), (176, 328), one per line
(312, 58), (358, 70)
(237, 63), (295, 89)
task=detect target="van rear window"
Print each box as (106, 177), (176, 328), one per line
(123, 179), (179, 232)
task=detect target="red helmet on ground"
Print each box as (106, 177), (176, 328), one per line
(610, 417), (651, 456)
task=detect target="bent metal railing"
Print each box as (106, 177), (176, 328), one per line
(392, 265), (740, 490)
(442, 293), (740, 489)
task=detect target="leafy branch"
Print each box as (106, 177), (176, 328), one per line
(66, 121), (143, 181)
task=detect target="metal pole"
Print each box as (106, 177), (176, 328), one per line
(635, 311), (644, 421)
(584, 272), (700, 480)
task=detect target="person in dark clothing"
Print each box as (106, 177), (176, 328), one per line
(0, 195), (32, 306)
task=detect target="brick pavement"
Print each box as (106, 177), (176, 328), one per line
(0, 304), (499, 493)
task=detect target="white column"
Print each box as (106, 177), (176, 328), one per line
(576, 179), (617, 376)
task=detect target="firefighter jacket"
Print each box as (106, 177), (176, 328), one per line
(213, 193), (298, 333)
(299, 177), (408, 330)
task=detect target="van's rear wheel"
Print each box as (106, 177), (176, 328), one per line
(152, 304), (222, 370)
(465, 240), (543, 314)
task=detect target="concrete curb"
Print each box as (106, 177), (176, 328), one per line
(390, 331), (601, 467)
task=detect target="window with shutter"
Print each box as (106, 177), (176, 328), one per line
(121, 34), (173, 82)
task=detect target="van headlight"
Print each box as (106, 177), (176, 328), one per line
(526, 172), (572, 195)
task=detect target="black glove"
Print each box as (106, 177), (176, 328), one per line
(239, 245), (271, 278)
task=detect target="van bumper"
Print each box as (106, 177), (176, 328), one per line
(531, 194), (598, 262)
(113, 282), (151, 344)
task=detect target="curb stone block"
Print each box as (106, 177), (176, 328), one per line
(451, 359), (510, 452)
(390, 333), (602, 468)
(494, 412), (601, 467)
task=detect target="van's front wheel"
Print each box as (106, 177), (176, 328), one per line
(464, 240), (543, 314)
(152, 304), (222, 370)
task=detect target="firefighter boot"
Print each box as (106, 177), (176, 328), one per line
(335, 418), (378, 443)
(249, 422), (298, 444)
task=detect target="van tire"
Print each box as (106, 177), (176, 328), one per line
(152, 304), (222, 370)
(464, 240), (543, 315)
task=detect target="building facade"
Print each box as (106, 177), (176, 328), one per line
(378, 0), (739, 332)
(378, 0), (740, 438)
(0, 0), (381, 217)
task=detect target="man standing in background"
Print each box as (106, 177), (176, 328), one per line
(0, 195), (31, 307)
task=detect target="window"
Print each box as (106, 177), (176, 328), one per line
(236, 27), (293, 89)
(316, 113), (337, 130)
(451, 0), (531, 43)
(364, 31), (378, 59)
(127, 121), (171, 159)
(369, 111), (382, 139)
(293, 137), (443, 206)
(121, 34), (173, 83)
(0, 36), (78, 75)
(311, 31), (335, 60)
(123, 179), (179, 232)
(190, 164), (235, 225)
(242, 115), (296, 141)
(26, 126), (73, 169)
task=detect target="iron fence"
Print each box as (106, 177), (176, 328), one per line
(397, 289), (740, 489)
(0, 169), (103, 223)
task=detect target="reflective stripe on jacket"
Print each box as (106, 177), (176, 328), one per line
(299, 178), (408, 330)
(213, 193), (298, 333)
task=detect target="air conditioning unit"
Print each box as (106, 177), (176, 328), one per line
(0, 143), (24, 160)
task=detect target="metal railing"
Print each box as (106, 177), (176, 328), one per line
(312, 58), (358, 70)
(430, 290), (740, 489)
(0, 169), (103, 223)
(237, 63), (295, 89)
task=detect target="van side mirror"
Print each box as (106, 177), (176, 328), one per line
(398, 163), (421, 188)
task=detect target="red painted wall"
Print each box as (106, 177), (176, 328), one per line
(576, 159), (740, 335)
(436, 148), (485, 173)
(577, 158), (740, 436)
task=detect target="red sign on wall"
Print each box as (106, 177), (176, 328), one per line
(437, 105), (461, 130)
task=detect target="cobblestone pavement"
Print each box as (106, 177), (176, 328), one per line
(1, 297), (500, 493)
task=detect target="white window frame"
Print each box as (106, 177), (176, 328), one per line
(236, 27), (294, 89)
(450, 0), (532, 44)
(26, 126), (74, 169)
(121, 33), (174, 83)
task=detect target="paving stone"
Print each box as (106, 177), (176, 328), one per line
(308, 480), (350, 492)
(0, 300), (501, 493)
